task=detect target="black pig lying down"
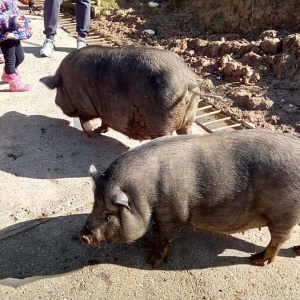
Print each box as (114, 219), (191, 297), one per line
(40, 45), (202, 140)
(80, 129), (300, 267)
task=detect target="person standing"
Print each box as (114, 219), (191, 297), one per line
(0, 0), (32, 92)
(40, 0), (90, 57)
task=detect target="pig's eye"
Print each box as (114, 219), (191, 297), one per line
(105, 212), (115, 222)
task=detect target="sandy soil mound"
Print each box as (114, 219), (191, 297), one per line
(89, 0), (300, 136)
(189, 0), (300, 34)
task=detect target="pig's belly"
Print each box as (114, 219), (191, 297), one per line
(189, 215), (268, 235)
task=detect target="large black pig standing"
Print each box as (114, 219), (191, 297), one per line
(80, 130), (300, 267)
(40, 45), (202, 140)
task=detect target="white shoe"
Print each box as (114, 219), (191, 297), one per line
(77, 37), (87, 49)
(40, 39), (55, 57)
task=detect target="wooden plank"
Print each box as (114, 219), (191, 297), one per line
(59, 21), (76, 26)
(197, 105), (213, 111)
(202, 116), (231, 126)
(86, 37), (106, 41)
(196, 122), (213, 133)
(195, 110), (222, 119)
(241, 120), (255, 129)
(211, 123), (242, 132)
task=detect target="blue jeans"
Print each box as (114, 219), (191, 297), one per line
(0, 40), (24, 74)
(43, 0), (91, 40)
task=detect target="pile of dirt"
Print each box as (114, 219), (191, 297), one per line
(189, 0), (300, 34)
(89, 0), (300, 136)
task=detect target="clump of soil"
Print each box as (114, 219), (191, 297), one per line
(89, 0), (300, 136)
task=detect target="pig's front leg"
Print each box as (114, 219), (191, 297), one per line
(148, 217), (181, 267)
(148, 239), (171, 268)
(293, 245), (300, 254)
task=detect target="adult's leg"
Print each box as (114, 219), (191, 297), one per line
(43, 0), (61, 40)
(75, 0), (91, 38)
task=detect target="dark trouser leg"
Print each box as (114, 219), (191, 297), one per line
(75, 0), (91, 38)
(14, 41), (25, 69)
(0, 40), (24, 74)
(43, 0), (61, 41)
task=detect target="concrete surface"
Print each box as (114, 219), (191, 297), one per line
(0, 6), (300, 300)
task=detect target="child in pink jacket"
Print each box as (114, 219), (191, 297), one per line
(0, 0), (32, 92)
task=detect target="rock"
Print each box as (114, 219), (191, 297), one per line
(282, 34), (300, 52)
(259, 30), (277, 39)
(242, 51), (262, 65)
(206, 41), (223, 57)
(226, 90), (273, 110)
(260, 38), (281, 55)
(219, 55), (260, 84)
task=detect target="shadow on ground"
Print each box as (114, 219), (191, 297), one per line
(0, 213), (298, 281)
(21, 45), (75, 57)
(0, 111), (130, 179)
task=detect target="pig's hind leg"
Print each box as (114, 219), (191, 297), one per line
(293, 223), (300, 255)
(176, 124), (192, 135)
(94, 121), (109, 134)
(176, 92), (198, 135)
(150, 132), (172, 139)
(175, 109), (195, 135)
(250, 223), (294, 266)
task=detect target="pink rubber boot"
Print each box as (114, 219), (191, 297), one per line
(2, 68), (20, 82)
(6, 73), (31, 92)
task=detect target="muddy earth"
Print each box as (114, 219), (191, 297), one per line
(89, 0), (300, 136)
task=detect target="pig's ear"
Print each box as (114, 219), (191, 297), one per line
(113, 191), (130, 210)
(89, 165), (102, 183)
(39, 74), (62, 89)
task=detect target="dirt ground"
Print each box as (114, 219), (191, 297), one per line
(89, 0), (300, 136)
(0, 1), (300, 299)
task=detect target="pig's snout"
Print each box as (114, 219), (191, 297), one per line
(80, 225), (97, 245)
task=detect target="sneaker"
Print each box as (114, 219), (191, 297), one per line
(0, 54), (4, 64)
(40, 39), (55, 57)
(77, 37), (87, 49)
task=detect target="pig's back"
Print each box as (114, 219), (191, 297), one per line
(106, 130), (300, 233)
(109, 130), (300, 202)
(113, 130), (300, 174)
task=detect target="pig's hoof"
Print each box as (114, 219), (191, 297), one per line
(147, 247), (170, 268)
(94, 126), (109, 134)
(147, 254), (166, 268)
(250, 252), (267, 266)
(293, 245), (300, 255)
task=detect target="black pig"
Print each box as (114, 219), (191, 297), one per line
(40, 45), (201, 140)
(80, 130), (300, 267)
